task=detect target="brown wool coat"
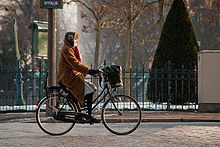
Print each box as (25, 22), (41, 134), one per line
(57, 40), (89, 106)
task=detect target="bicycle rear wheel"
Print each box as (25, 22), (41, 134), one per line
(102, 95), (142, 135)
(36, 95), (78, 136)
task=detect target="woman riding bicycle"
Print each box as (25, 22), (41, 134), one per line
(37, 35), (141, 135)
(57, 32), (98, 119)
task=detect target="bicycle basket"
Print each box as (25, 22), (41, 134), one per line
(102, 65), (123, 88)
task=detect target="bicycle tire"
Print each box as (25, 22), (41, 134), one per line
(101, 95), (142, 135)
(36, 95), (78, 136)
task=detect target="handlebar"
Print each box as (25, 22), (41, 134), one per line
(93, 69), (104, 79)
(97, 69), (104, 74)
(93, 69), (106, 88)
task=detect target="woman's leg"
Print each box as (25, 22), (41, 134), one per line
(84, 92), (94, 116)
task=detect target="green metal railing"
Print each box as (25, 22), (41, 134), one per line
(0, 63), (198, 112)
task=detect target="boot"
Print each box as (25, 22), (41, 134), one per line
(84, 92), (94, 116)
(84, 93), (100, 124)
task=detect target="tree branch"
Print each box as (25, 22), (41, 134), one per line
(78, 0), (99, 21)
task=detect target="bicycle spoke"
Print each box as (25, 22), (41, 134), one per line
(102, 95), (141, 135)
(36, 96), (78, 136)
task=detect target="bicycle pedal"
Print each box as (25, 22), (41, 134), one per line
(75, 113), (100, 124)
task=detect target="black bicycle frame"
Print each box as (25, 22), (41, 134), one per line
(91, 83), (116, 112)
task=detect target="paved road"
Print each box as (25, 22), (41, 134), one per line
(0, 122), (220, 147)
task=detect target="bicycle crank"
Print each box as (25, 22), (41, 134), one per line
(53, 112), (100, 124)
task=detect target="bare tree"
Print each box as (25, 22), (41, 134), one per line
(0, 0), (47, 66)
(189, 0), (220, 49)
(66, 0), (117, 68)
(103, 0), (158, 95)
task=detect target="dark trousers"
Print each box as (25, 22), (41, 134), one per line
(84, 92), (94, 116)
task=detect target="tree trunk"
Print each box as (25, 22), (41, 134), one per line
(158, 0), (164, 28)
(94, 23), (101, 69)
(125, 0), (132, 96)
(93, 22), (101, 96)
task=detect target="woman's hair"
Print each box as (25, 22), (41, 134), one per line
(65, 32), (79, 42)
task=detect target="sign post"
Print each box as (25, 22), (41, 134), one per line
(40, 0), (63, 115)
(47, 9), (56, 87)
(40, 0), (63, 87)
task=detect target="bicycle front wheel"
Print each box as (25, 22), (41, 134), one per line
(102, 95), (142, 135)
(36, 95), (78, 136)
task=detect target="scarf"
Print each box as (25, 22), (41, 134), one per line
(73, 46), (82, 63)
(64, 39), (82, 63)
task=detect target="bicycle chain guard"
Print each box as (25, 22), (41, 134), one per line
(53, 112), (99, 124)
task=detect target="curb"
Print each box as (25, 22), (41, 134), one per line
(141, 118), (220, 122)
(2, 118), (220, 123)
(1, 112), (220, 123)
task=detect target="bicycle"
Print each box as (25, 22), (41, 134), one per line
(36, 66), (142, 136)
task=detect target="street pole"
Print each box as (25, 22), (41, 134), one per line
(48, 8), (56, 87)
(40, 0), (62, 115)
(47, 8), (56, 115)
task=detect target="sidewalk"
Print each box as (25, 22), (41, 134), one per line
(141, 111), (220, 122)
(1, 111), (220, 123)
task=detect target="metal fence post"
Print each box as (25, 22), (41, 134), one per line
(135, 68), (138, 101)
(142, 65), (145, 110)
(167, 61), (171, 110)
(194, 66), (198, 110)
(181, 65), (184, 109)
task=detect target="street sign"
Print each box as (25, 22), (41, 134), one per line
(40, 0), (63, 9)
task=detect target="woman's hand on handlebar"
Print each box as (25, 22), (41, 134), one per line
(87, 69), (103, 76)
